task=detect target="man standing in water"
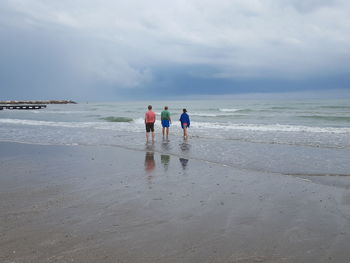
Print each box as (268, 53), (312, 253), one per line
(145, 105), (156, 142)
(161, 106), (172, 137)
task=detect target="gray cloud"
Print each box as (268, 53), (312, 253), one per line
(1, 0), (350, 99)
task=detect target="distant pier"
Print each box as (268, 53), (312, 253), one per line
(0, 105), (47, 110)
(0, 100), (77, 105)
(0, 100), (77, 111)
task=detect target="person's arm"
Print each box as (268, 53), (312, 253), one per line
(145, 113), (147, 124)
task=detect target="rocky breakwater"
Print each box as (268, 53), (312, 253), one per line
(0, 100), (77, 104)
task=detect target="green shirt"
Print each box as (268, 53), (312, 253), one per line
(161, 110), (170, 120)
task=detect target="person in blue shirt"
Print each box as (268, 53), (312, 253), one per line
(179, 108), (190, 139)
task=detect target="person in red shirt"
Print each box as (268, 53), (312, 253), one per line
(144, 105), (156, 142)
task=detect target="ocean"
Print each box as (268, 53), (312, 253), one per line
(1, 99), (349, 176)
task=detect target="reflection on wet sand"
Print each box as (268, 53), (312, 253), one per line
(161, 154), (170, 171)
(179, 158), (189, 170)
(160, 138), (172, 171)
(143, 138), (191, 172)
(144, 143), (155, 173)
(144, 152), (155, 172)
(179, 138), (190, 170)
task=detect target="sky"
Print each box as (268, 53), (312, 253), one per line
(1, 0), (350, 101)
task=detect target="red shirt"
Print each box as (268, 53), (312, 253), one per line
(145, 110), (156, 123)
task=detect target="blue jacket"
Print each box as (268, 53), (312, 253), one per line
(180, 113), (190, 128)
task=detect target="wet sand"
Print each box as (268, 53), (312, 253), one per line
(1, 141), (350, 263)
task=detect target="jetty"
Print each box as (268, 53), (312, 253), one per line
(0, 100), (77, 105)
(0, 105), (47, 110)
(0, 100), (77, 111)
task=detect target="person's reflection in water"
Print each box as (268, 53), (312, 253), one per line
(144, 151), (155, 172)
(145, 151), (156, 186)
(145, 143), (155, 171)
(179, 157), (189, 170)
(160, 137), (171, 171)
(161, 154), (170, 171)
(179, 138), (190, 170)
(144, 143), (156, 185)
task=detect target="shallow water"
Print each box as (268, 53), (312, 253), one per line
(1, 99), (349, 175)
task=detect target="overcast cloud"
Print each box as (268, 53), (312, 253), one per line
(1, 0), (350, 100)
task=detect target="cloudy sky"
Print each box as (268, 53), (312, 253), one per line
(1, 0), (350, 101)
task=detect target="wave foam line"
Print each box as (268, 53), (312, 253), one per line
(191, 122), (350, 134)
(219, 108), (240, 112)
(1, 118), (349, 134)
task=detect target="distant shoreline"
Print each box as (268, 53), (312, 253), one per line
(0, 100), (77, 104)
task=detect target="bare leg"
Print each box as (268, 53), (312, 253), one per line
(184, 127), (188, 138)
(152, 131), (155, 141)
(166, 127), (169, 137)
(162, 127), (165, 137)
(183, 135), (188, 142)
(146, 132), (149, 142)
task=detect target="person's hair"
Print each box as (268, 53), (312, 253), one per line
(164, 106), (168, 110)
(183, 108), (187, 113)
(148, 105), (152, 110)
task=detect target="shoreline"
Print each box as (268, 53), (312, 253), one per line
(0, 131), (348, 177)
(1, 141), (350, 262)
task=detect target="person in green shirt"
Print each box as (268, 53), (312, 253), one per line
(161, 106), (172, 137)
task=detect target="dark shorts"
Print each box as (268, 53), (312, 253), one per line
(145, 123), (154, 132)
(181, 122), (188, 129)
(162, 119), (170, 128)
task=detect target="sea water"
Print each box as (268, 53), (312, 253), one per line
(0, 99), (349, 176)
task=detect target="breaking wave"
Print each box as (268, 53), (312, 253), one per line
(299, 115), (350, 122)
(1, 118), (349, 134)
(219, 108), (240, 112)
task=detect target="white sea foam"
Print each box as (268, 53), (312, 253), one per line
(190, 112), (245, 117)
(0, 118), (155, 133)
(133, 117), (144, 124)
(1, 118), (349, 134)
(219, 108), (240, 112)
(191, 121), (350, 134)
(42, 110), (90, 114)
(190, 112), (218, 117)
(0, 118), (131, 129)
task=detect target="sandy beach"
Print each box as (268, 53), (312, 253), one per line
(2, 0), (350, 261)
(1, 141), (350, 263)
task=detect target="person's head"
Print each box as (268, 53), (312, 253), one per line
(164, 106), (168, 110)
(148, 105), (152, 110)
(183, 108), (187, 113)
